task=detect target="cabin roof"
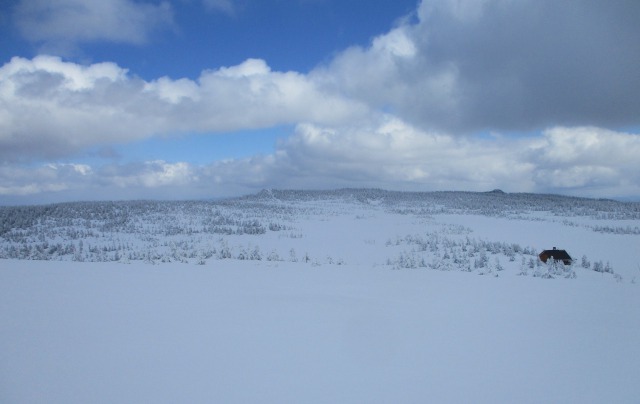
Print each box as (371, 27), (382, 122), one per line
(540, 248), (572, 261)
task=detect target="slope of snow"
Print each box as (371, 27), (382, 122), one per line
(1, 260), (639, 404)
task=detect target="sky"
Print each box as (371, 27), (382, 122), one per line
(1, 0), (639, 204)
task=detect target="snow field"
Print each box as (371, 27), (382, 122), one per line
(1, 259), (639, 404)
(1, 190), (639, 403)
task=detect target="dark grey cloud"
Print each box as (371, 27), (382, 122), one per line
(323, 0), (640, 134)
(423, 0), (640, 132)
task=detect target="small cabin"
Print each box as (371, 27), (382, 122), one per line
(539, 247), (573, 265)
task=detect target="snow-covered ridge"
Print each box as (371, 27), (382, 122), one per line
(1, 189), (638, 281)
(248, 188), (640, 218)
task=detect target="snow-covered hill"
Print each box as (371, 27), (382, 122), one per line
(1, 189), (638, 279)
(1, 189), (639, 403)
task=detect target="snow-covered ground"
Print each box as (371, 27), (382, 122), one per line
(1, 190), (639, 403)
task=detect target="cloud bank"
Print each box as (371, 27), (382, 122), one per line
(2, 120), (639, 203)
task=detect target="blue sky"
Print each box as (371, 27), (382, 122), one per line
(1, 0), (419, 77)
(1, 0), (639, 204)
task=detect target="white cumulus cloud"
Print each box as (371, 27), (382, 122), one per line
(527, 127), (640, 193)
(2, 122), (639, 203)
(0, 55), (369, 162)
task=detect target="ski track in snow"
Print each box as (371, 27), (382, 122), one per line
(1, 190), (639, 403)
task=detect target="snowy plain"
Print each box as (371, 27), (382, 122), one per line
(1, 189), (639, 403)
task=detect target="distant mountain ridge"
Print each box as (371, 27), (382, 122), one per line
(244, 188), (638, 217)
(2, 188), (639, 225)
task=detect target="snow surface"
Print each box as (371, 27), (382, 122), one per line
(2, 260), (639, 403)
(1, 190), (639, 403)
